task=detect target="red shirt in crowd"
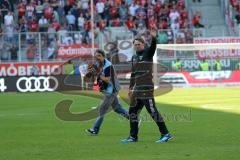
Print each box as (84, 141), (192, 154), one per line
(17, 3), (26, 18)
(44, 6), (54, 20)
(154, 2), (161, 14)
(177, 0), (185, 10)
(109, 6), (118, 19)
(179, 18), (187, 29)
(52, 21), (61, 31)
(68, 0), (76, 6)
(230, 0), (238, 7)
(139, 0), (147, 6)
(29, 19), (38, 32)
(181, 9), (188, 20)
(158, 20), (168, 29)
(126, 18), (135, 29)
(148, 17), (156, 29)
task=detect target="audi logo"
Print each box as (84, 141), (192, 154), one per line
(16, 76), (59, 92)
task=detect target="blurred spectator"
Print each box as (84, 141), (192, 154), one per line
(47, 23), (57, 42)
(214, 60), (222, 71)
(125, 16), (137, 35)
(62, 33), (74, 45)
(1, 0), (12, 21)
(111, 18), (122, 27)
(135, 16), (147, 30)
(47, 42), (56, 59)
(9, 44), (18, 60)
(38, 15), (49, 32)
(42, 0), (50, 8)
(96, 0), (105, 19)
(192, 11), (204, 28)
(119, 1), (128, 21)
(53, 8), (60, 23)
(103, 0), (111, 22)
(129, 2), (139, 17)
(79, 58), (87, 77)
(184, 29), (193, 43)
(25, 0), (35, 23)
(0, 0), (194, 57)
(66, 11), (76, 31)
(97, 17), (105, 30)
(199, 59), (209, 71)
(169, 8), (180, 24)
(167, 30), (174, 43)
(172, 58), (182, 71)
(74, 32), (83, 44)
(29, 17), (38, 32)
(50, 0), (59, 10)
(158, 18), (169, 30)
(26, 42), (37, 61)
(57, 25), (68, 44)
(71, 4), (80, 22)
(147, 16), (156, 29)
(147, 3), (154, 18)
(52, 19), (61, 31)
(157, 30), (168, 44)
(4, 11), (15, 43)
(136, 22), (147, 36)
(176, 30), (186, 43)
(19, 16), (27, 32)
(136, 5), (147, 20)
(44, 5), (54, 20)
(1, 44), (11, 61)
(30, 64), (40, 75)
(109, 3), (119, 20)
(81, 0), (89, 13)
(17, 0), (26, 21)
(35, 0), (44, 21)
(235, 62), (240, 70)
(4, 11), (14, 26)
(56, 3), (65, 25)
(170, 19), (180, 36)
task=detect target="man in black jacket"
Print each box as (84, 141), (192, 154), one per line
(121, 28), (172, 143)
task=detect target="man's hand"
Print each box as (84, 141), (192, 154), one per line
(149, 26), (157, 38)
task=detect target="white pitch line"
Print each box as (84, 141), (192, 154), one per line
(200, 104), (239, 111)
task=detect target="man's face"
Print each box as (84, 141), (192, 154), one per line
(133, 40), (145, 52)
(95, 53), (104, 63)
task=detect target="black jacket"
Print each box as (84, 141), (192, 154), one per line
(129, 37), (157, 92)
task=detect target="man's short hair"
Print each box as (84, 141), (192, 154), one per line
(95, 49), (105, 57)
(133, 37), (145, 44)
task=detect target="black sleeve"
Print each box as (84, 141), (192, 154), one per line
(147, 36), (157, 58)
(129, 56), (135, 90)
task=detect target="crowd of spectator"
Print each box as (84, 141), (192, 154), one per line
(230, 0), (240, 24)
(0, 0), (194, 61)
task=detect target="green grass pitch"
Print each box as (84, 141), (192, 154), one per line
(0, 88), (240, 160)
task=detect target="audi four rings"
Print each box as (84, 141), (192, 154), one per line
(16, 76), (59, 92)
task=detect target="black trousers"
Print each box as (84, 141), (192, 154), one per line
(129, 97), (169, 139)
